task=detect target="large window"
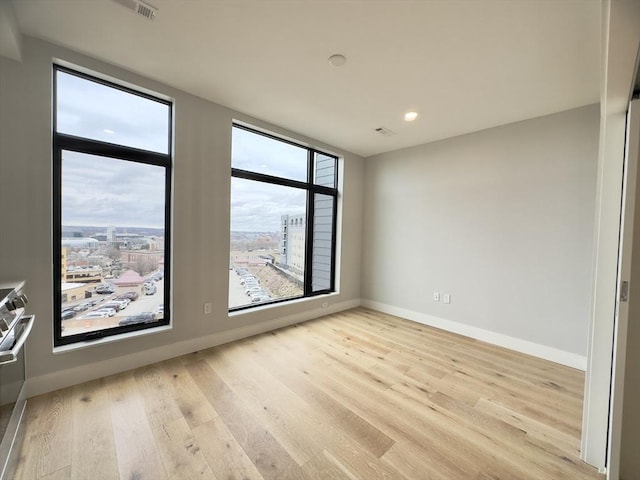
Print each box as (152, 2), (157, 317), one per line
(53, 66), (172, 346)
(230, 125), (338, 310)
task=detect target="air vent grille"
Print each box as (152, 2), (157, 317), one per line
(374, 127), (395, 137)
(136, 2), (157, 20)
(112, 0), (157, 20)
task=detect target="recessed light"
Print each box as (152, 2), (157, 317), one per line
(328, 54), (347, 67)
(404, 111), (418, 122)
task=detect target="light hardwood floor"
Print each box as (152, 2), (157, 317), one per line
(15, 308), (603, 479)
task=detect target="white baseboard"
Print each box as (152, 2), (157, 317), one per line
(26, 298), (361, 398)
(361, 300), (587, 370)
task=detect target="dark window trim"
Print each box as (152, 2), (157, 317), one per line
(55, 64), (169, 108)
(231, 167), (336, 196)
(53, 64), (172, 346)
(230, 124), (339, 312)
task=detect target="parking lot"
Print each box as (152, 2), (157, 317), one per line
(62, 279), (164, 335)
(229, 270), (250, 308)
(228, 261), (303, 309)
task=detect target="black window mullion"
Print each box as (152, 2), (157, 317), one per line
(57, 133), (170, 166)
(330, 191), (338, 292)
(304, 150), (314, 295)
(231, 167), (311, 191)
(52, 143), (63, 342)
(55, 64), (171, 108)
(309, 184), (337, 197)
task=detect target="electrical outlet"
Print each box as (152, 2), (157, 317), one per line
(443, 294), (451, 304)
(433, 292), (440, 302)
(203, 302), (212, 314)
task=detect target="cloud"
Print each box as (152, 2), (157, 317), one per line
(62, 151), (166, 228)
(230, 177), (305, 232)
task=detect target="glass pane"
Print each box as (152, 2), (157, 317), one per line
(229, 177), (306, 308)
(232, 127), (308, 182)
(312, 194), (334, 292)
(60, 150), (166, 337)
(56, 70), (170, 154)
(314, 152), (337, 188)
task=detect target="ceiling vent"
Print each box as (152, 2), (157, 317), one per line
(374, 127), (396, 137)
(112, 0), (158, 20)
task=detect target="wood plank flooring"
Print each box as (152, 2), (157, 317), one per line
(15, 308), (604, 479)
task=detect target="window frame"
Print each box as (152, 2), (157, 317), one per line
(52, 65), (173, 346)
(230, 123), (338, 312)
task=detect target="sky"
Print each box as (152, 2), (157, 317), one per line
(62, 150), (166, 228)
(58, 70), (318, 233)
(231, 128), (308, 232)
(57, 71), (170, 154)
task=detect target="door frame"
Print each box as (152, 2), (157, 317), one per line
(607, 98), (640, 479)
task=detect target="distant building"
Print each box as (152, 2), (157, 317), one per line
(60, 282), (89, 303)
(106, 225), (116, 242)
(61, 245), (103, 283)
(112, 269), (145, 294)
(61, 237), (100, 248)
(61, 247), (67, 282)
(65, 265), (103, 283)
(280, 195), (334, 291)
(280, 214), (306, 274)
(232, 256), (268, 266)
(61, 227), (83, 238)
(120, 249), (164, 273)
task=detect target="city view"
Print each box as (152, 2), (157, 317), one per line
(59, 225), (165, 336)
(55, 71), (334, 329)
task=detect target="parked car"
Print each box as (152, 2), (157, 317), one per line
(95, 285), (115, 294)
(95, 307), (117, 317)
(73, 303), (90, 313)
(119, 312), (156, 326)
(61, 309), (76, 320)
(102, 300), (128, 311)
(156, 304), (164, 315)
(143, 282), (157, 295)
(251, 295), (272, 303)
(79, 311), (109, 319)
(116, 291), (139, 301)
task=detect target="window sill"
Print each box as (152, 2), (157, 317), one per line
(228, 291), (339, 318)
(53, 323), (172, 354)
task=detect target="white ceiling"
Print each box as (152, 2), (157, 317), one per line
(8, 0), (600, 157)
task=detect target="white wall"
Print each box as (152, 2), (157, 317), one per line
(0, 37), (364, 396)
(362, 105), (599, 365)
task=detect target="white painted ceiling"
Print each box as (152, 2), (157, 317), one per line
(9, 0), (600, 157)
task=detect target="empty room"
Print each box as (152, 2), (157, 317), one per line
(0, 1), (638, 479)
